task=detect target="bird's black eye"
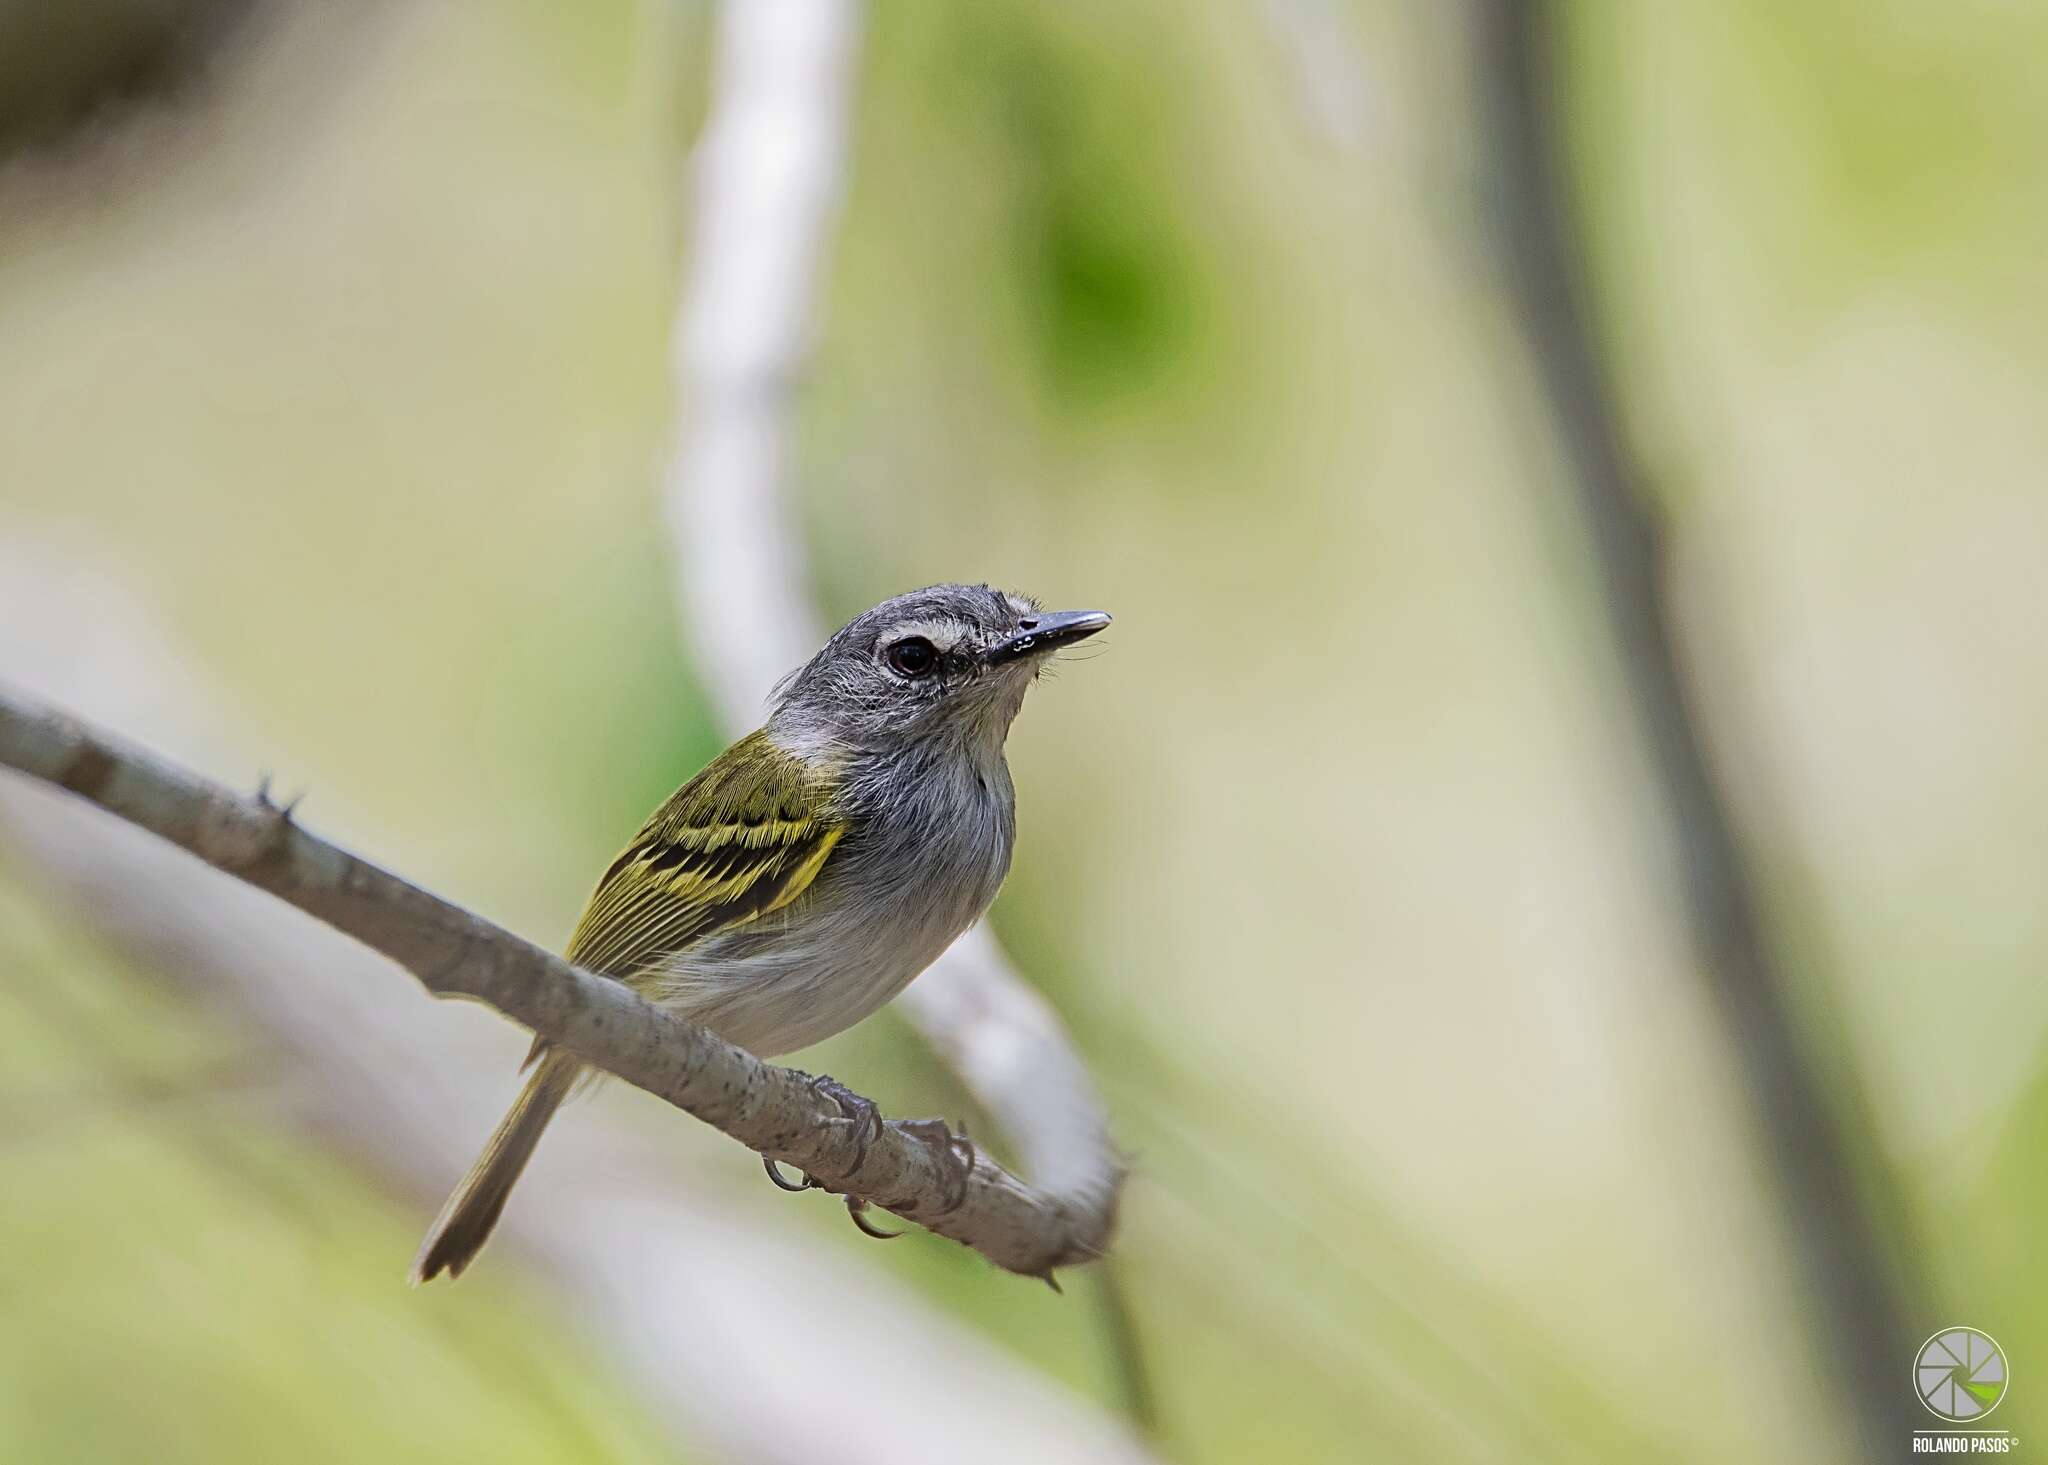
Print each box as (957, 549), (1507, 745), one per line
(886, 636), (938, 678)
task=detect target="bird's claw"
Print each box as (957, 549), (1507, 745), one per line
(844, 1195), (902, 1240)
(762, 1154), (817, 1192)
(898, 1117), (976, 1214)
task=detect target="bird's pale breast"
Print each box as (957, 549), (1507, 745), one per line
(646, 746), (1016, 1056)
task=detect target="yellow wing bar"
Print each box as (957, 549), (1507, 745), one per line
(565, 731), (847, 980)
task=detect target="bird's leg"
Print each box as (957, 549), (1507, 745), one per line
(843, 1195), (902, 1240)
(897, 1117), (976, 1214)
(808, 1073), (885, 1178)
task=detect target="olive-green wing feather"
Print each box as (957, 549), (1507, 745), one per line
(564, 730), (845, 983)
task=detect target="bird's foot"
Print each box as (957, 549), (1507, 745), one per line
(760, 1080), (968, 1235)
(762, 1074), (885, 1195)
(898, 1117), (976, 1214)
(809, 1073), (884, 1179)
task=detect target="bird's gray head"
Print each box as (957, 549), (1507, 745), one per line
(768, 584), (1110, 755)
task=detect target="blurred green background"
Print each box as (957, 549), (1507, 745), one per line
(1, 1), (2043, 1460)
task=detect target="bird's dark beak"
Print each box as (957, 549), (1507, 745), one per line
(985, 609), (1113, 666)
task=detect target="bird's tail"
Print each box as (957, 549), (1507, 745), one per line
(411, 1050), (581, 1283)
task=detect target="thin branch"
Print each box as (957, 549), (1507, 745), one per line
(1472, 1), (1922, 1448)
(663, 0), (1127, 1294)
(1091, 1260), (1162, 1442)
(1256, 0), (1375, 153)
(0, 681), (1112, 1279)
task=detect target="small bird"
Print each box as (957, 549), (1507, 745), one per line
(413, 583), (1110, 1281)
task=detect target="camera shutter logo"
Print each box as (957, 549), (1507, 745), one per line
(1915, 1328), (2008, 1422)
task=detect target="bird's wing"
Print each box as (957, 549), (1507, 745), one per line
(562, 729), (846, 983)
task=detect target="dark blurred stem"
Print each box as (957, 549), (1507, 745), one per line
(1472, 0), (1922, 1447)
(1092, 1258), (1162, 1442)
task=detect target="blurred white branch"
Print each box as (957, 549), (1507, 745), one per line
(1258, 0), (1375, 152)
(0, 682), (1110, 1280)
(665, 0), (1127, 1266)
